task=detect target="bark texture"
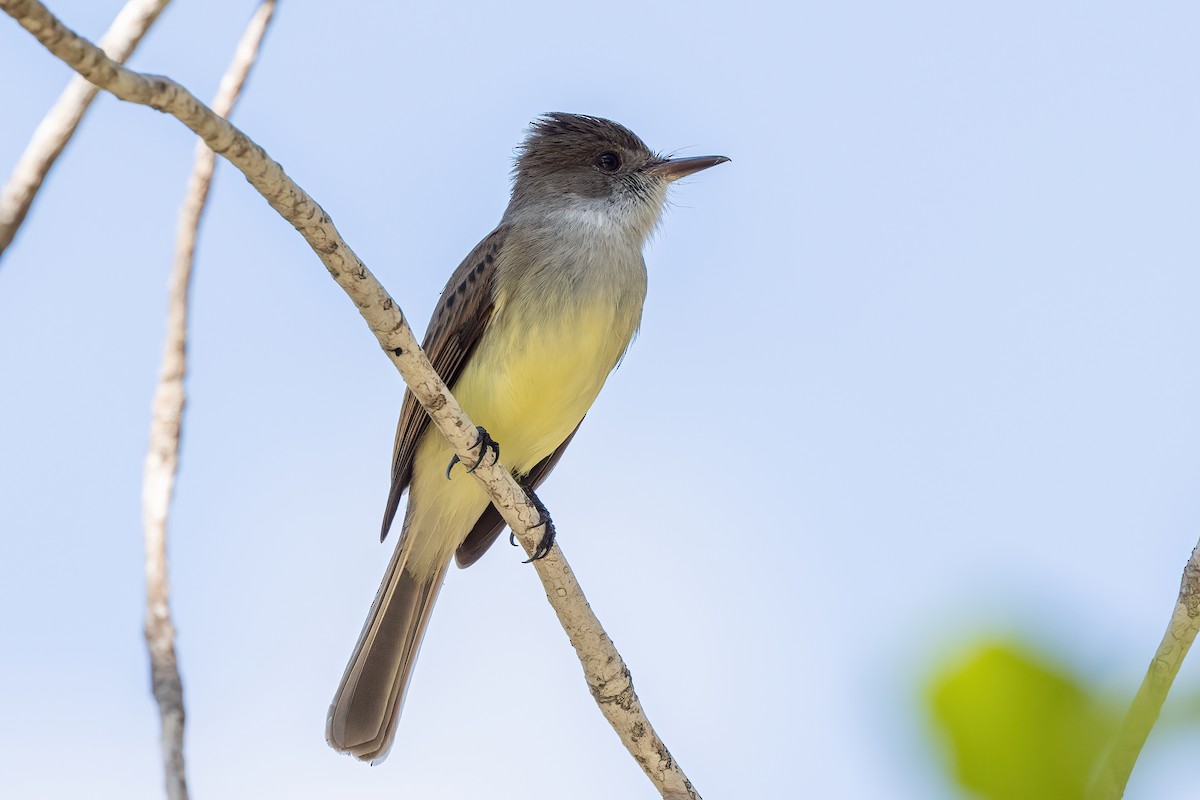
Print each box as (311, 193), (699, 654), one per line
(141, 4), (276, 799)
(1088, 538), (1200, 800)
(0, 0), (170, 258)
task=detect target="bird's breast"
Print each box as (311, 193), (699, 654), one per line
(451, 252), (646, 475)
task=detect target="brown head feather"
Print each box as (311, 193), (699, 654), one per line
(510, 113), (661, 204)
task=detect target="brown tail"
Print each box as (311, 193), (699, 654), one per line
(326, 544), (449, 763)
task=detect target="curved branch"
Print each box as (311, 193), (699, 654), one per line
(142, 3), (276, 799)
(0, 0), (170, 259)
(1088, 538), (1200, 800)
(1, 1), (699, 797)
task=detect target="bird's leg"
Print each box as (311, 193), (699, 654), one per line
(444, 425), (501, 479)
(510, 487), (556, 562)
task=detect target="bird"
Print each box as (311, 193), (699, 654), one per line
(326, 113), (728, 763)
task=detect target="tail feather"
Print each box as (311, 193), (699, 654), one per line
(326, 543), (449, 763)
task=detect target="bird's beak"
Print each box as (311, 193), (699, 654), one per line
(646, 155), (731, 182)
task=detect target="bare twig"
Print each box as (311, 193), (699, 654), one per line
(1088, 538), (1200, 800)
(141, 4), (276, 799)
(0, 0), (170, 259)
(1, 1), (699, 797)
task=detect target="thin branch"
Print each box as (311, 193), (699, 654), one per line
(1, 1), (699, 797)
(1088, 538), (1200, 800)
(141, 4), (276, 800)
(0, 0), (170, 259)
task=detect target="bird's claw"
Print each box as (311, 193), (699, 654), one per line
(445, 426), (500, 479)
(516, 490), (556, 563)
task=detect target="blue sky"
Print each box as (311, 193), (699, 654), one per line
(2, 1), (1199, 797)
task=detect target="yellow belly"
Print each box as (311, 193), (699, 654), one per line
(400, 303), (635, 572)
(456, 306), (631, 471)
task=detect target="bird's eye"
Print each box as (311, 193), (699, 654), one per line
(596, 152), (621, 172)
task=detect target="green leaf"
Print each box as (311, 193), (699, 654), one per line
(928, 641), (1113, 800)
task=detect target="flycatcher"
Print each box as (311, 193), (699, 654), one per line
(327, 113), (728, 763)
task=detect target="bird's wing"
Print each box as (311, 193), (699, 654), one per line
(380, 226), (508, 541)
(453, 420), (582, 568)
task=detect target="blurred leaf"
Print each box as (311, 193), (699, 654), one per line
(928, 641), (1114, 800)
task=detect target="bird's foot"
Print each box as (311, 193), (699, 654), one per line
(510, 489), (556, 562)
(445, 426), (500, 479)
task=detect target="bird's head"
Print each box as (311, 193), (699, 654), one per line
(508, 113), (728, 242)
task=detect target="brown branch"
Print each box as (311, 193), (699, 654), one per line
(140, 3), (277, 799)
(1088, 537), (1200, 800)
(0, 1), (700, 796)
(0, 0), (170, 259)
